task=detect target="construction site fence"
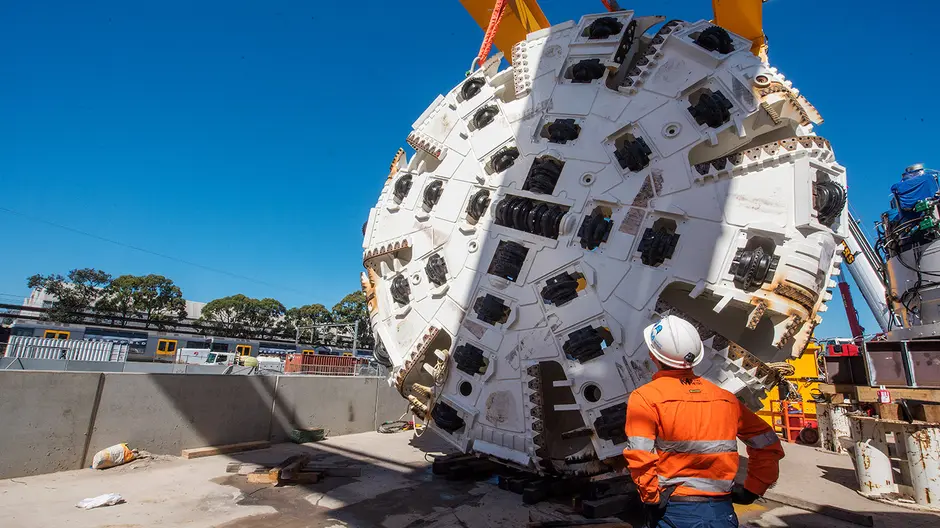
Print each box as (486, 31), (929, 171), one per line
(280, 355), (388, 377)
(2, 336), (128, 362)
(0, 351), (387, 377)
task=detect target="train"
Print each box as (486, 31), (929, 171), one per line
(7, 319), (375, 362)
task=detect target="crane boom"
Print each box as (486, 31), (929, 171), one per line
(843, 211), (892, 332)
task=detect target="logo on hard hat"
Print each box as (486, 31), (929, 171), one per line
(650, 324), (663, 348)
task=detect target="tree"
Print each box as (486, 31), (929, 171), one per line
(97, 274), (187, 329)
(246, 297), (286, 340)
(196, 294), (285, 340)
(331, 291), (373, 349)
(26, 268), (112, 323)
(279, 303), (333, 343)
(196, 294), (252, 338)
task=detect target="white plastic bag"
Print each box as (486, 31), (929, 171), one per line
(76, 493), (124, 509)
(91, 443), (137, 469)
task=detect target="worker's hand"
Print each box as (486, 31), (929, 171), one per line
(731, 483), (760, 505)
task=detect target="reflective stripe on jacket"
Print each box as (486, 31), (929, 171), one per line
(623, 369), (785, 504)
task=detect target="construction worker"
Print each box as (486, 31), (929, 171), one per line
(624, 315), (785, 528)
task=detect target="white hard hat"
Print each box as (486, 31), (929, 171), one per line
(643, 315), (705, 369)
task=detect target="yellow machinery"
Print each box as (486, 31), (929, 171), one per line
(459, 0), (768, 64)
(756, 343), (824, 440)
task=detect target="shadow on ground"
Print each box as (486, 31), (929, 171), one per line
(205, 429), (638, 528)
(817, 464), (862, 490)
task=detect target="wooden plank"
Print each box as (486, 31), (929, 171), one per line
(764, 491), (874, 527)
(874, 403), (899, 420)
(911, 402), (940, 423)
(859, 386), (940, 403)
(819, 384), (940, 403)
(270, 454), (310, 485)
(247, 470), (277, 484)
(181, 441), (269, 459)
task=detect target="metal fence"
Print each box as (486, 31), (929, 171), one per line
(0, 345), (388, 378)
(3, 336), (128, 362)
(282, 355), (388, 377)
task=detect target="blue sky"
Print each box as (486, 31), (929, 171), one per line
(1, 1), (937, 339)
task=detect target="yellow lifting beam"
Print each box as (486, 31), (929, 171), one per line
(460, 1), (769, 63)
(711, 0), (768, 61)
(459, 0), (550, 65)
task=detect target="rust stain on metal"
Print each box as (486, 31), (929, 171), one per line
(747, 300), (768, 330)
(387, 147), (405, 180)
(774, 282), (816, 312)
(485, 391), (515, 425)
(651, 171), (664, 195)
(775, 315), (806, 348)
(912, 429), (933, 470)
(620, 207), (645, 235)
(394, 326), (440, 395)
(632, 177), (654, 207)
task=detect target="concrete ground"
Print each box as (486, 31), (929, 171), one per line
(1, 431), (937, 528)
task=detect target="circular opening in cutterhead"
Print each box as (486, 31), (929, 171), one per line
(583, 384), (602, 402)
(459, 381), (473, 396)
(662, 122), (681, 138)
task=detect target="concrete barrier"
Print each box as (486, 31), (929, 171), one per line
(87, 373), (280, 461)
(0, 371), (410, 479)
(271, 376), (379, 439)
(0, 371), (103, 478)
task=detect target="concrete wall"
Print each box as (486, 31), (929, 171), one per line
(0, 371), (408, 479)
(87, 374), (280, 458)
(0, 372), (103, 478)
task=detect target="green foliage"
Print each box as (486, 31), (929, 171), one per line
(97, 274), (187, 329)
(196, 294), (285, 340)
(26, 268), (112, 323)
(26, 266), (377, 350)
(330, 291), (373, 349)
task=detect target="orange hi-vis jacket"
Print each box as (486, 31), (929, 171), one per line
(623, 369), (785, 504)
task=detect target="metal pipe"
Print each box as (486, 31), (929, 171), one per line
(818, 403), (852, 454)
(848, 416), (896, 497)
(901, 425), (940, 510)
